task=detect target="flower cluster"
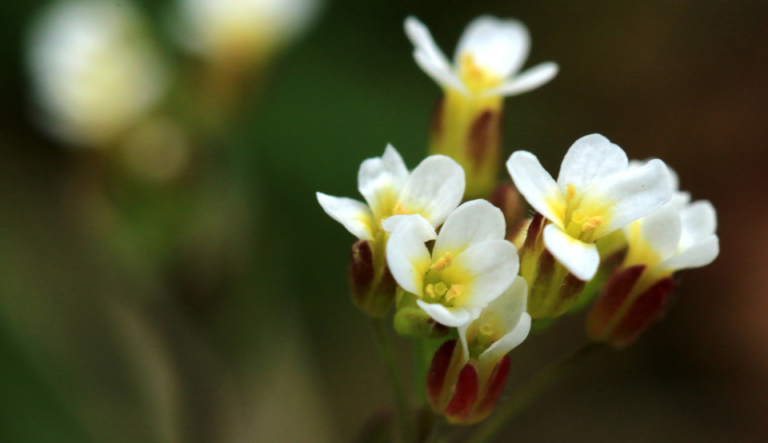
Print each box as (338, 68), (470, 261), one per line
(318, 14), (719, 433)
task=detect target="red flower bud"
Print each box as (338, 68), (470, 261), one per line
(587, 265), (674, 348)
(349, 240), (396, 318)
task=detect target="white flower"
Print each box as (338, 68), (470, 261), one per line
(383, 200), (519, 327)
(317, 145), (465, 241)
(27, 0), (168, 147)
(623, 181), (719, 276)
(404, 15), (558, 97)
(458, 276), (531, 372)
(175, 0), (322, 59)
(507, 134), (673, 281)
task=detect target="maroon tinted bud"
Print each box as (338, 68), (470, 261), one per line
(489, 182), (524, 238)
(348, 240), (396, 317)
(522, 212), (545, 254)
(349, 240), (374, 305)
(608, 277), (674, 348)
(427, 339), (458, 409)
(444, 363), (479, 422)
(586, 265), (646, 343)
(467, 110), (501, 172)
(473, 355), (511, 421)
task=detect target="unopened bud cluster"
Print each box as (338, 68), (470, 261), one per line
(318, 14), (720, 428)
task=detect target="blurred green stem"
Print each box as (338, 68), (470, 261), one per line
(371, 318), (413, 443)
(466, 343), (601, 443)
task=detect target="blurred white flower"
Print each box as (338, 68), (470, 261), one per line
(405, 16), (558, 97)
(175, 0), (322, 61)
(27, 0), (168, 148)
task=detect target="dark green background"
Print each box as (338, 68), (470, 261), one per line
(0, 0), (766, 442)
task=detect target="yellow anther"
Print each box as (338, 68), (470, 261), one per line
(479, 323), (494, 336)
(566, 184), (577, 201)
(430, 253), (453, 272)
(571, 209), (587, 224)
(433, 282), (447, 297)
(393, 202), (406, 215)
(424, 284), (435, 299)
(445, 284), (466, 302)
(582, 216), (603, 231)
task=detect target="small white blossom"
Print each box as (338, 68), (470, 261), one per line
(623, 164), (719, 275)
(507, 134), (673, 281)
(404, 15), (558, 97)
(27, 0), (167, 147)
(383, 200), (519, 327)
(175, 0), (322, 60)
(317, 145), (465, 241)
(458, 276), (531, 372)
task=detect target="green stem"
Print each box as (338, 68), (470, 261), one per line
(371, 318), (413, 443)
(424, 416), (446, 443)
(466, 343), (601, 443)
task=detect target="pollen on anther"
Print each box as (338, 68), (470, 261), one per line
(393, 202), (406, 215)
(582, 216), (603, 231)
(566, 184), (577, 201)
(431, 253), (453, 272)
(445, 284), (466, 301)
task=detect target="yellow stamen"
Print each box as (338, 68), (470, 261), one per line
(393, 202), (406, 215)
(424, 284), (434, 299)
(430, 253), (453, 272)
(445, 284), (466, 302)
(433, 282), (447, 297)
(582, 216), (603, 231)
(566, 184), (577, 201)
(479, 323), (494, 336)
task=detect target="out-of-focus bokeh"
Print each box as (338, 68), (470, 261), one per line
(0, 0), (766, 442)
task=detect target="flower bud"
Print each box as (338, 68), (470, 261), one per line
(586, 265), (674, 348)
(488, 182), (525, 240)
(519, 213), (588, 319)
(349, 240), (396, 318)
(430, 94), (503, 199)
(426, 339), (512, 425)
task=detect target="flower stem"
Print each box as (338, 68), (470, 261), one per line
(465, 343), (601, 443)
(370, 318), (413, 443)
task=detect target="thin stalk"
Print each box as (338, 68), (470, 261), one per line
(424, 416), (446, 443)
(466, 343), (601, 443)
(370, 318), (413, 443)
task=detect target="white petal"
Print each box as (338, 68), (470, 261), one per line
(479, 313), (531, 368)
(404, 16), (452, 75)
(397, 155), (465, 228)
(638, 202), (683, 261)
(670, 191), (691, 210)
(630, 159), (681, 192)
(482, 275), (528, 334)
(316, 192), (374, 240)
(413, 49), (467, 92)
(405, 17), (466, 92)
(584, 159), (673, 237)
(455, 16), (529, 78)
(489, 62), (558, 97)
(443, 240), (519, 308)
(678, 200), (717, 251)
(417, 300), (472, 327)
(661, 235), (719, 271)
(383, 214), (436, 296)
(543, 224), (600, 281)
(506, 151), (565, 228)
(357, 144), (409, 216)
(432, 199), (506, 259)
(557, 134), (628, 194)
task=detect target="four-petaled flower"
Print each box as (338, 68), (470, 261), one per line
(384, 200), (518, 327)
(316, 144), (465, 242)
(507, 134), (673, 281)
(405, 15), (558, 97)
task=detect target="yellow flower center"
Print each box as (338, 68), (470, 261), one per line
(421, 252), (470, 307)
(459, 52), (503, 94)
(561, 184), (610, 243)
